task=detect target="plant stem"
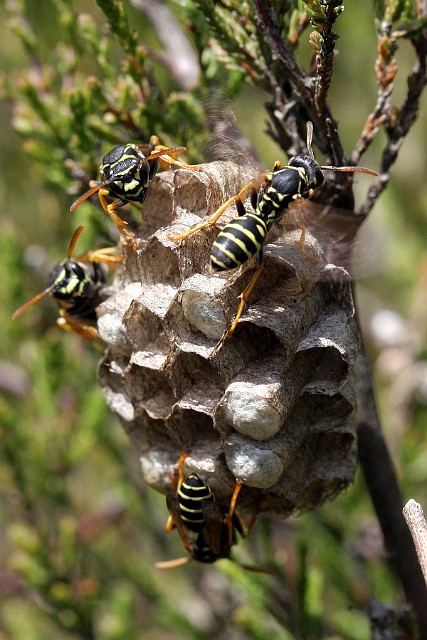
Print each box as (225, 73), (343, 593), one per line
(354, 293), (427, 635)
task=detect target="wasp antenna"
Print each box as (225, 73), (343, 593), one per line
(66, 226), (85, 265)
(306, 121), (314, 159)
(12, 285), (56, 320)
(153, 557), (192, 570)
(320, 165), (378, 177)
(70, 181), (111, 212)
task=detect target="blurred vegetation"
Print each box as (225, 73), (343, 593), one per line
(0, 0), (426, 638)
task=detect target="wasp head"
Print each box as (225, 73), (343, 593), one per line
(48, 260), (91, 303)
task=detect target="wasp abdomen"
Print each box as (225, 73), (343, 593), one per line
(191, 531), (219, 564)
(210, 213), (268, 272)
(177, 473), (213, 533)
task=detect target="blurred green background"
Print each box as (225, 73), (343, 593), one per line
(0, 1), (426, 638)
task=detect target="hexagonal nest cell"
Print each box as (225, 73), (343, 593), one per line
(96, 161), (362, 519)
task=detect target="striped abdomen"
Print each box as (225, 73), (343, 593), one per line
(210, 212), (269, 272)
(178, 473), (213, 533)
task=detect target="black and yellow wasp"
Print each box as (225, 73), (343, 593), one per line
(170, 122), (377, 337)
(155, 451), (270, 572)
(13, 226), (121, 340)
(154, 451), (244, 568)
(70, 136), (199, 246)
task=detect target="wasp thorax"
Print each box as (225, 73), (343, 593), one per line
(97, 161), (360, 519)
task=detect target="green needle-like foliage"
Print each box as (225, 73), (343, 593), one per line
(1, 1), (427, 638)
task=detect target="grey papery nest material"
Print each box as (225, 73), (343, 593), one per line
(96, 162), (360, 518)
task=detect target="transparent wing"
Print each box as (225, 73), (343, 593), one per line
(277, 198), (382, 278)
(201, 501), (230, 557)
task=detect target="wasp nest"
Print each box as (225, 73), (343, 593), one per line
(97, 163), (360, 518)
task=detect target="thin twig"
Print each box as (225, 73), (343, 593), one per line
(251, 1), (348, 179)
(355, 21), (427, 218)
(351, 25), (397, 168)
(310, 3), (343, 117)
(252, 1), (312, 103)
(354, 316), (427, 636)
(129, 0), (200, 90)
(252, 0), (346, 163)
(403, 499), (427, 587)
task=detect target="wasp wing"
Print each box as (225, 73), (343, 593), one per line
(276, 198), (380, 278)
(201, 501), (233, 558)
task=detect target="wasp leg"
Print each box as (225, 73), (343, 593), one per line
(57, 311), (99, 341)
(164, 514), (176, 534)
(244, 514), (258, 537)
(156, 494), (194, 568)
(176, 450), (191, 491)
(127, 200), (144, 216)
(227, 251), (264, 339)
(158, 153), (201, 172)
(141, 136), (201, 172)
(98, 191), (138, 251)
(154, 146), (200, 172)
(169, 181), (258, 242)
(225, 481), (243, 549)
(222, 482), (274, 575)
(77, 247), (123, 268)
(297, 225), (319, 265)
(165, 449), (190, 532)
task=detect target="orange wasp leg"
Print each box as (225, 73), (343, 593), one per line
(225, 480), (243, 549)
(168, 181), (258, 242)
(296, 224), (319, 265)
(165, 450), (190, 533)
(144, 138), (200, 173)
(77, 246), (123, 268)
(226, 222), (320, 338)
(227, 264), (264, 339)
(57, 311), (99, 341)
(97, 190), (138, 250)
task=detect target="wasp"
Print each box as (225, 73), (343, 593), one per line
(70, 136), (200, 246)
(155, 452), (270, 572)
(13, 226), (121, 340)
(169, 122), (377, 337)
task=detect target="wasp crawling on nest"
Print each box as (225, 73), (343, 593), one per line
(13, 226), (121, 340)
(169, 122), (377, 337)
(155, 451), (271, 572)
(70, 136), (200, 249)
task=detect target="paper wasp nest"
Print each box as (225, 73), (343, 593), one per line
(97, 163), (360, 518)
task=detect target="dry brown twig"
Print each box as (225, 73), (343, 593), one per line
(354, 15), (427, 218)
(403, 499), (427, 587)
